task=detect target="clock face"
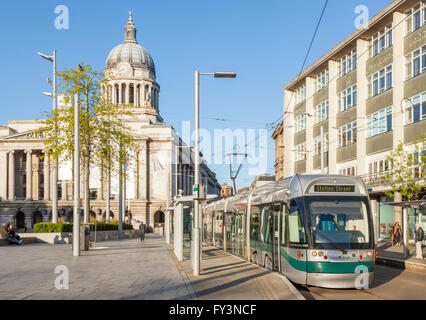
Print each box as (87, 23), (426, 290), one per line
(118, 63), (130, 75)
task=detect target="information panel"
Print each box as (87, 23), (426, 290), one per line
(314, 185), (355, 193)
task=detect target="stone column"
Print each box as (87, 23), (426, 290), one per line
(138, 140), (149, 200)
(97, 165), (104, 200)
(32, 152), (40, 200)
(118, 82), (123, 104)
(43, 154), (50, 200)
(61, 180), (68, 200)
(0, 151), (8, 201)
(126, 82), (130, 104)
(134, 154), (139, 199)
(25, 150), (32, 200)
(8, 150), (15, 200)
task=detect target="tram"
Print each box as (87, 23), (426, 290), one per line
(203, 174), (376, 289)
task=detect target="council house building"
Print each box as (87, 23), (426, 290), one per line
(0, 13), (220, 233)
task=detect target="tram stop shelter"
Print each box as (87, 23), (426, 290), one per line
(386, 200), (425, 259)
(167, 194), (218, 264)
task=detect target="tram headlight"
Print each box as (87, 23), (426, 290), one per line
(312, 251), (317, 257)
(318, 251), (324, 257)
(367, 251), (373, 257)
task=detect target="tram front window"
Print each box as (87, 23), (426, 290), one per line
(306, 196), (372, 250)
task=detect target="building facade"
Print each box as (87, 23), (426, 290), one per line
(272, 121), (284, 180)
(279, 0), (426, 240)
(220, 183), (233, 198)
(0, 13), (220, 233)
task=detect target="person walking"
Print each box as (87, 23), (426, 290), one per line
(415, 223), (424, 260)
(392, 222), (402, 246)
(139, 222), (146, 242)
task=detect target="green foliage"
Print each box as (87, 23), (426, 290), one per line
(34, 63), (140, 224)
(33, 222), (133, 233)
(385, 133), (426, 200)
(33, 223), (73, 233)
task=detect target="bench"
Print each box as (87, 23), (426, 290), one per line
(0, 237), (37, 245)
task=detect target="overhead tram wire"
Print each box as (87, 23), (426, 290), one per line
(227, 0), (329, 158)
(282, 0), (329, 117)
(232, 4), (413, 161)
(283, 10), (413, 118)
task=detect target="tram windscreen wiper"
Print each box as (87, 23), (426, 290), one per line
(315, 230), (347, 254)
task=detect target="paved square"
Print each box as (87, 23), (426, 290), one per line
(0, 235), (193, 300)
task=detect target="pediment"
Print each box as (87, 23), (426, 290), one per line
(1, 130), (43, 141)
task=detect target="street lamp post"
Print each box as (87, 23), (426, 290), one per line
(38, 50), (58, 224)
(73, 94), (80, 257)
(193, 71), (236, 276)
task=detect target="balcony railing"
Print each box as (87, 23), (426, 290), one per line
(360, 169), (425, 188)
(359, 171), (392, 188)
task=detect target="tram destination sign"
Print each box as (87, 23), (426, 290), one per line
(314, 185), (355, 193)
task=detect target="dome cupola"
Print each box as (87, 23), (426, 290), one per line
(106, 12), (155, 74)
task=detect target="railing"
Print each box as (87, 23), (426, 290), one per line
(359, 171), (392, 188)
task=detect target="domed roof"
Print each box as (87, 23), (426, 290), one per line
(106, 12), (155, 74)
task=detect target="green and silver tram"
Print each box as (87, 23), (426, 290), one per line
(203, 174), (376, 289)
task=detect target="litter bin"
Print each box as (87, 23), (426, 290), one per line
(158, 226), (164, 236)
(80, 225), (90, 251)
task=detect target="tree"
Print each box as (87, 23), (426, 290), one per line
(385, 133), (426, 201)
(35, 63), (139, 223)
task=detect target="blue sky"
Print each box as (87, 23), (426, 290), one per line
(0, 0), (392, 189)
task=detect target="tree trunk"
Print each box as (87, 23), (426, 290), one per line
(84, 158), (90, 223)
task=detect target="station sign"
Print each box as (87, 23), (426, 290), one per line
(314, 185), (355, 193)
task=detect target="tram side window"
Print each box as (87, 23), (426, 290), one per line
(261, 206), (272, 244)
(281, 205), (287, 245)
(289, 200), (307, 244)
(250, 207), (260, 242)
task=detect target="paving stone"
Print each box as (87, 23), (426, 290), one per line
(0, 235), (192, 300)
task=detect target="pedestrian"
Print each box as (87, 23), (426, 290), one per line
(415, 223), (424, 260)
(392, 222), (402, 246)
(139, 221), (146, 242)
(7, 224), (23, 245)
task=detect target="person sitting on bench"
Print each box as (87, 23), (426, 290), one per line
(5, 223), (23, 245)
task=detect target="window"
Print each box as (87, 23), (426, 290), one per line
(261, 206), (272, 244)
(367, 107), (393, 138)
(338, 49), (357, 77)
(295, 85), (306, 104)
(339, 167), (356, 176)
(405, 45), (426, 80)
(314, 133), (329, 156)
(295, 143), (306, 161)
(367, 65), (392, 98)
(338, 84), (357, 112)
(368, 159), (390, 174)
(295, 113), (307, 133)
(406, 2), (426, 35)
(308, 197), (371, 249)
(316, 69), (329, 92)
(405, 92), (426, 124)
(281, 205), (287, 245)
(314, 101), (329, 124)
(369, 24), (393, 58)
(250, 207), (260, 242)
(338, 121), (357, 147)
(288, 200), (306, 245)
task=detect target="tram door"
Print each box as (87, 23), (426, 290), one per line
(271, 205), (281, 272)
(233, 212), (246, 258)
